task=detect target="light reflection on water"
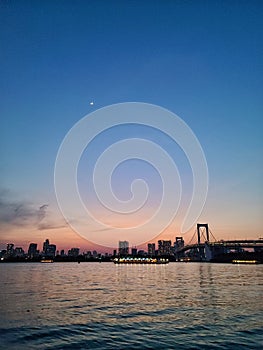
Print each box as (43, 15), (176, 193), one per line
(0, 262), (262, 349)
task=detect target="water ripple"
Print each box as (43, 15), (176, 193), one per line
(0, 263), (262, 349)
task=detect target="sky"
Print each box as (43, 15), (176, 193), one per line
(0, 0), (262, 253)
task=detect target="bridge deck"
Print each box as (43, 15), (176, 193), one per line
(176, 240), (263, 253)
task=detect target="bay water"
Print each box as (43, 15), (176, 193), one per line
(0, 262), (262, 349)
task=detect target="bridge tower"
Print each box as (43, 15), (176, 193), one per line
(197, 223), (209, 244)
(196, 223), (209, 261)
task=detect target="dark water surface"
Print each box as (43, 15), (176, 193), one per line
(0, 262), (262, 349)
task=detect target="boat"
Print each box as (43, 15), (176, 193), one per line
(113, 257), (169, 264)
(232, 259), (259, 264)
(40, 259), (54, 263)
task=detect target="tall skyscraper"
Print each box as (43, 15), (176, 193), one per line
(158, 240), (172, 256)
(28, 243), (38, 258)
(148, 243), (156, 256)
(43, 239), (50, 255)
(47, 244), (56, 258)
(42, 239), (56, 258)
(119, 241), (129, 256)
(174, 237), (185, 251)
(6, 243), (14, 257)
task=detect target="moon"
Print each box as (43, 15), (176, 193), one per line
(90, 101), (94, 106)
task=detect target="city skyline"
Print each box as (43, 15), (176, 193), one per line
(0, 237), (178, 259)
(2, 233), (262, 264)
(1, 1), (262, 251)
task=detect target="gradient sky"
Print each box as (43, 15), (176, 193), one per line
(1, 0), (262, 252)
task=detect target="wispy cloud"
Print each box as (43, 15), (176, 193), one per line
(37, 204), (49, 223)
(38, 222), (67, 231)
(0, 189), (67, 231)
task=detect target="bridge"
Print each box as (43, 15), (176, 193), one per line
(174, 223), (263, 262)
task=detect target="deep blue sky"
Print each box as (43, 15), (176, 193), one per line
(1, 0), (262, 249)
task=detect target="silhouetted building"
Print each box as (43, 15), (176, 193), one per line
(43, 239), (56, 257)
(68, 248), (80, 257)
(43, 239), (50, 255)
(28, 243), (38, 258)
(46, 244), (56, 258)
(148, 243), (155, 256)
(6, 243), (14, 257)
(119, 241), (129, 256)
(0, 250), (7, 259)
(131, 247), (137, 256)
(14, 247), (25, 257)
(174, 237), (185, 250)
(137, 250), (146, 256)
(86, 251), (92, 258)
(158, 240), (171, 256)
(60, 249), (65, 256)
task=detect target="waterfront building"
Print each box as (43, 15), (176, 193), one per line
(158, 240), (172, 256)
(6, 243), (15, 257)
(148, 243), (155, 256)
(131, 247), (137, 256)
(42, 239), (56, 258)
(137, 250), (146, 256)
(119, 241), (129, 256)
(174, 237), (185, 250)
(68, 248), (80, 257)
(14, 247), (25, 257)
(86, 251), (92, 258)
(47, 244), (56, 258)
(43, 239), (50, 255)
(173, 237), (185, 259)
(28, 243), (38, 258)
(0, 250), (7, 259)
